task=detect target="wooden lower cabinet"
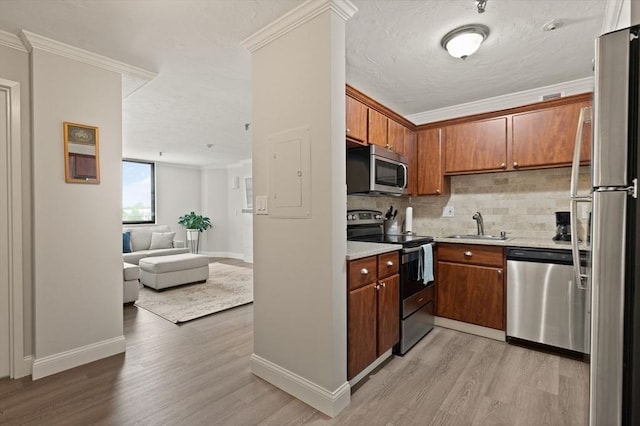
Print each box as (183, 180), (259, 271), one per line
(347, 252), (400, 380)
(436, 243), (505, 330)
(376, 274), (400, 355)
(348, 284), (377, 378)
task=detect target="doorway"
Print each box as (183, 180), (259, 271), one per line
(0, 77), (24, 379)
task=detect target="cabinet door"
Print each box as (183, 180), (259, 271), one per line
(444, 117), (507, 174)
(387, 119), (404, 153)
(512, 100), (592, 169)
(348, 284), (377, 380)
(436, 261), (504, 330)
(368, 109), (388, 148)
(403, 127), (418, 196)
(346, 95), (368, 143)
(377, 274), (400, 355)
(417, 128), (447, 195)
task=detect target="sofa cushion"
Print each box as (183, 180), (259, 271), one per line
(123, 231), (132, 253)
(123, 247), (190, 265)
(149, 232), (176, 250)
(123, 262), (140, 280)
(139, 253), (209, 274)
(127, 225), (172, 251)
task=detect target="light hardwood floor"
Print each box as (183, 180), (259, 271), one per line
(0, 260), (589, 425)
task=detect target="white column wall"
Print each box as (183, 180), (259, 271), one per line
(226, 160), (252, 261)
(201, 167), (230, 256)
(249, 6), (348, 415)
(31, 48), (124, 377)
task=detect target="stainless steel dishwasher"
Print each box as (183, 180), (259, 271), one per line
(506, 247), (590, 355)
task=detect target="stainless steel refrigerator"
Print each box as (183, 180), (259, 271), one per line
(570, 25), (640, 425)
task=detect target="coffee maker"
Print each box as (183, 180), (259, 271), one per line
(553, 211), (571, 241)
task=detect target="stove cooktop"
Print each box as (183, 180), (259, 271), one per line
(349, 233), (434, 249)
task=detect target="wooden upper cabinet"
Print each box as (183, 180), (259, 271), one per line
(346, 95), (368, 143)
(403, 127), (418, 196)
(368, 109), (388, 148)
(511, 99), (592, 169)
(417, 128), (447, 196)
(387, 119), (404, 152)
(444, 117), (508, 174)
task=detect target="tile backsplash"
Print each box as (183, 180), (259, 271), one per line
(348, 166), (591, 241)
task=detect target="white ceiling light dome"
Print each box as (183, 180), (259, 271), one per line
(441, 24), (490, 59)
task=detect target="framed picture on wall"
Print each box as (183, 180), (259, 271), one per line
(63, 122), (100, 184)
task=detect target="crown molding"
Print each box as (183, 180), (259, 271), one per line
(407, 77), (594, 125)
(601, 0), (626, 34)
(19, 30), (157, 81)
(0, 30), (27, 53)
(241, 0), (357, 53)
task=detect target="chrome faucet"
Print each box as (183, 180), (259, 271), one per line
(472, 212), (484, 236)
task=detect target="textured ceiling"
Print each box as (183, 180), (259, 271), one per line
(0, 0), (608, 167)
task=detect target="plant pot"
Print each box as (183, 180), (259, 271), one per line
(186, 229), (200, 253)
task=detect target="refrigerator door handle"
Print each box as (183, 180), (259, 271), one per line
(570, 198), (589, 289)
(570, 105), (592, 289)
(570, 106), (592, 199)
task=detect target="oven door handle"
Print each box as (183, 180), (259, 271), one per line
(402, 243), (434, 260)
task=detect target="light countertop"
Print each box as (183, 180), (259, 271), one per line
(434, 236), (590, 251)
(346, 237), (589, 261)
(346, 241), (402, 260)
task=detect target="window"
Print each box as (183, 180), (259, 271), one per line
(122, 160), (155, 224)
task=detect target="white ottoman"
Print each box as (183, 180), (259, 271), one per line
(123, 262), (140, 304)
(139, 253), (210, 290)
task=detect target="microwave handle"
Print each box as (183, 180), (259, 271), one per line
(401, 163), (408, 189)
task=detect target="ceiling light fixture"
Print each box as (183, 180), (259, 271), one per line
(440, 24), (490, 59)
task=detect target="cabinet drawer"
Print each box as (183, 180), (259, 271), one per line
(378, 251), (399, 278)
(348, 256), (378, 290)
(437, 243), (504, 267)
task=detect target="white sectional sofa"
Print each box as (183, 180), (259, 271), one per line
(123, 224), (189, 265)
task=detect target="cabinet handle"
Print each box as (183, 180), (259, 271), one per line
(346, 128), (350, 133)
(375, 284), (380, 290)
(386, 260), (394, 267)
(464, 251), (473, 257)
(500, 162), (506, 169)
(360, 268), (369, 275)
(513, 162), (519, 168)
(380, 282), (386, 288)
(498, 269), (503, 276)
(436, 189), (441, 194)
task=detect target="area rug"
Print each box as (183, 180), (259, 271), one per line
(134, 262), (253, 324)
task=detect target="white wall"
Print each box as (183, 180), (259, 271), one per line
(31, 48), (124, 377)
(0, 42), (33, 359)
(249, 3), (350, 416)
(155, 162), (201, 241)
(201, 167), (229, 255)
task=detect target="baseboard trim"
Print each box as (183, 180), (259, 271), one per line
(200, 251), (245, 260)
(32, 336), (126, 380)
(250, 353), (350, 417)
(434, 317), (506, 342)
(13, 355), (33, 379)
(348, 348), (392, 387)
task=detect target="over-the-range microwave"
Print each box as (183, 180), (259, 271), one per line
(346, 144), (408, 196)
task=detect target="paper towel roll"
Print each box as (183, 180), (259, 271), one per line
(405, 206), (413, 234)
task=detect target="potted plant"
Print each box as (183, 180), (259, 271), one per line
(178, 211), (212, 253)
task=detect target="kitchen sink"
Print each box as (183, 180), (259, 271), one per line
(447, 234), (508, 241)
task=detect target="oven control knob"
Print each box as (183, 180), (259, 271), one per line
(375, 214), (382, 219)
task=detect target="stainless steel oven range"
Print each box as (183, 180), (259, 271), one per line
(347, 209), (435, 355)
